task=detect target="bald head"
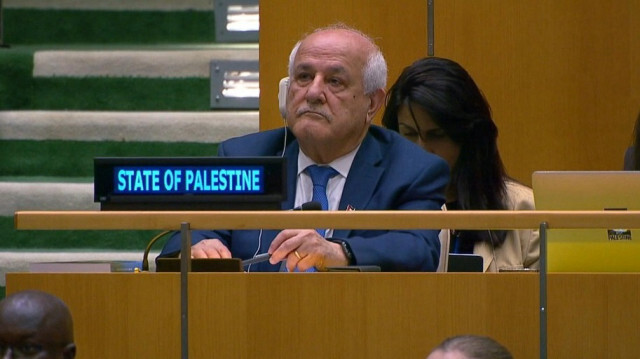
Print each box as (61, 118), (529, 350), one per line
(426, 335), (513, 359)
(0, 290), (76, 359)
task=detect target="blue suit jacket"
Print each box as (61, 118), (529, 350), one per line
(159, 125), (449, 271)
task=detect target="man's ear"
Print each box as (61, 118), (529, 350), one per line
(366, 88), (386, 123)
(63, 343), (77, 359)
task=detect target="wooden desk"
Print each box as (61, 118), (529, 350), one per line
(12, 210), (640, 358)
(7, 272), (640, 359)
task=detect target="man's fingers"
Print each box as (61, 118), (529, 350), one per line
(269, 230), (330, 268)
(191, 239), (232, 259)
(268, 230), (300, 263)
(289, 252), (321, 272)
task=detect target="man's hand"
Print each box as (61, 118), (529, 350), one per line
(190, 239), (232, 259)
(268, 229), (348, 271)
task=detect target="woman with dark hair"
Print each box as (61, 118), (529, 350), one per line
(624, 110), (640, 170)
(383, 57), (539, 272)
(426, 335), (513, 359)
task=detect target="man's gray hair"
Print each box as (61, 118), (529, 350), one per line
(287, 24), (387, 95)
(430, 335), (513, 359)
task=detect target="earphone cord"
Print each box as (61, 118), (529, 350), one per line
(249, 126), (288, 272)
(281, 124), (288, 156)
(247, 229), (264, 272)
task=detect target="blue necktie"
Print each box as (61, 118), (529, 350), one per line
(287, 165), (337, 273)
(306, 164), (339, 236)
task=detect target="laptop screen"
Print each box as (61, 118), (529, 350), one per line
(532, 171), (640, 272)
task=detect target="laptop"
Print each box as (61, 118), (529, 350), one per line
(447, 254), (483, 272)
(532, 171), (640, 272)
(156, 258), (243, 272)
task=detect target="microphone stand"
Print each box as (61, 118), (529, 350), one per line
(180, 222), (192, 359)
(539, 222), (548, 359)
(141, 230), (171, 271)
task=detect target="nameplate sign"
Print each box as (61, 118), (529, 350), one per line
(94, 157), (286, 210)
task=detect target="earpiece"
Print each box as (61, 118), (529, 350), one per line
(278, 77), (289, 119)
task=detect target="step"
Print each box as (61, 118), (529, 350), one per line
(0, 110), (259, 143)
(0, 182), (96, 216)
(4, 0), (214, 11)
(2, 8), (218, 45)
(1, 45), (259, 110)
(1, 140), (220, 178)
(33, 45), (259, 78)
(1, 181), (171, 252)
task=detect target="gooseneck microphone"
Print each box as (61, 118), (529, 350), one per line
(244, 201), (322, 269)
(295, 201), (322, 211)
(141, 230), (172, 271)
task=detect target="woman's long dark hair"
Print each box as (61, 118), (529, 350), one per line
(382, 57), (508, 246)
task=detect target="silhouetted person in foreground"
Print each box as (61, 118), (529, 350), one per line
(426, 334), (513, 359)
(0, 290), (76, 359)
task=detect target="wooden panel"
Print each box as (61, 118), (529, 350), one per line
(435, 0), (640, 185)
(5, 273), (181, 358)
(9, 273), (640, 358)
(259, 0), (428, 131)
(7, 273), (539, 359)
(189, 273), (540, 359)
(260, 1), (640, 185)
(548, 273), (640, 358)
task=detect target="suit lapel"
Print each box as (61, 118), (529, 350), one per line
(281, 139), (299, 210)
(333, 133), (385, 238)
(474, 241), (493, 272)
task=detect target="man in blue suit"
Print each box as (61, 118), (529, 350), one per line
(159, 24), (449, 271)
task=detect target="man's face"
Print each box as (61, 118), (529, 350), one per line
(285, 29), (377, 162)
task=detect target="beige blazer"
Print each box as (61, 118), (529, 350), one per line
(438, 180), (540, 272)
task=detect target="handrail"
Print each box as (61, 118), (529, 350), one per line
(14, 210), (640, 230)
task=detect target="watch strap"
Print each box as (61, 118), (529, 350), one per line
(328, 239), (355, 265)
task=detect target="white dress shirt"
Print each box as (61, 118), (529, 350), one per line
(294, 146), (360, 237)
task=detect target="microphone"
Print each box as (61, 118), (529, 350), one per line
(244, 201), (322, 269)
(242, 253), (271, 266)
(294, 201), (322, 211)
(141, 230), (172, 271)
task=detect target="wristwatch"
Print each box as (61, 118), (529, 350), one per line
(329, 239), (355, 265)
